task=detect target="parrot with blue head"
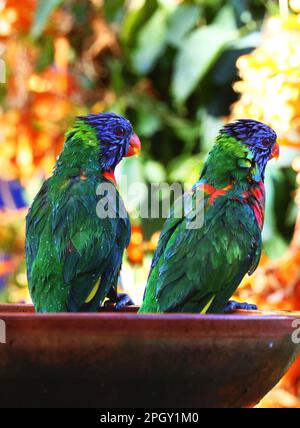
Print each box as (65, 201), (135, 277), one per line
(26, 112), (141, 312)
(140, 119), (279, 314)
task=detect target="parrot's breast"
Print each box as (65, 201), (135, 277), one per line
(241, 181), (265, 229)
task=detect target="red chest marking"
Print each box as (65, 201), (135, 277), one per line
(102, 169), (116, 186)
(242, 181), (265, 229)
(202, 181), (265, 229)
(204, 183), (233, 204)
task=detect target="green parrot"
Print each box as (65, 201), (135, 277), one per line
(140, 120), (279, 314)
(26, 112), (141, 312)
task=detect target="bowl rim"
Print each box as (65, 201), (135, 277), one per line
(0, 305), (300, 339)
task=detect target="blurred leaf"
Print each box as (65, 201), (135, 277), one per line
(70, 2), (91, 27)
(31, 0), (62, 38)
(213, 4), (237, 30)
(286, 201), (298, 228)
(35, 36), (55, 71)
(172, 24), (236, 102)
(198, 109), (222, 152)
(136, 109), (162, 137)
(122, 0), (157, 47)
(211, 48), (250, 85)
(132, 8), (168, 74)
(144, 160), (167, 182)
(263, 236), (288, 259)
(108, 59), (125, 94)
(263, 168), (289, 258)
(263, 169), (278, 242)
(158, 0), (179, 9)
(103, 0), (125, 23)
(164, 113), (199, 145)
(231, 31), (261, 49)
(166, 5), (201, 47)
(168, 155), (203, 184)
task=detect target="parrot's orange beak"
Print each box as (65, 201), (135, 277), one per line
(126, 133), (141, 157)
(269, 142), (279, 160)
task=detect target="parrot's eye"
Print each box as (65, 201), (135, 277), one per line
(116, 126), (126, 137)
(262, 138), (269, 146)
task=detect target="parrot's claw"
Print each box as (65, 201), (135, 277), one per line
(114, 293), (134, 311)
(222, 300), (258, 314)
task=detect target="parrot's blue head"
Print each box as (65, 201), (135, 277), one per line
(222, 119), (279, 175)
(80, 112), (141, 171)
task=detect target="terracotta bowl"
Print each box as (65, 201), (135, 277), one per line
(0, 304), (299, 408)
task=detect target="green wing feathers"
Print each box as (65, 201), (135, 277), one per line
(140, 190), (262, 314)
(26, 175), (130, 312)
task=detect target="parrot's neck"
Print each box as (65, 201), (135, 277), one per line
(200, 135), (263, 190)
(53, 122), (112, 180)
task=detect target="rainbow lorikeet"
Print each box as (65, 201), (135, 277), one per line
(140, 120), (279, 314)
(26, 112), (141, 312)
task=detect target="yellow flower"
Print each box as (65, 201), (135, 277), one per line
(231, 14), (300, 148)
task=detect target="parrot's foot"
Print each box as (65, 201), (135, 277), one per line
(222, 300), (258, 314)
(104, 289), (134, 311)
(114, 293), (134, 311)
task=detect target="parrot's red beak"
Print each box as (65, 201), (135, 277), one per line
(126, 133), (141, 157)
(269, 142), (280, 160)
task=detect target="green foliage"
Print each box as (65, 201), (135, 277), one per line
(171, 23), (236, 102)
(166, 5), (200, 48)
(132, 8), (169, 74)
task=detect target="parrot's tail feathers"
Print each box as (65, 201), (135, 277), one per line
(67, 276), (106, 312)
(200, 295), (215, 314)
(178, 292), (215, 313)
(85, 278), (101, 304)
